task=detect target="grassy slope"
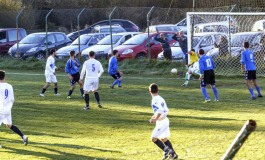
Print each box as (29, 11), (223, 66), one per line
(0, 58), (264, 160)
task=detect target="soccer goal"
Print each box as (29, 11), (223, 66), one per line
(186, 12), (265, 76)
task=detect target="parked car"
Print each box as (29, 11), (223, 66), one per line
(109, 32), (176, 61)
(56, 33), (109, 59)
(157, 32), (226, 61)
(175, 17), (207, 34)
(9, 32), (71, 60)
(194, 20), (237, 34)
(91, 25), (126, 33)
(81, 32), (140, 59)
(252, 19), (265, 31)
(67, 19), (140, 41)
(146, 24), (180, 33)
(0, 28), (27, 56)
(207, 31), (264, 58)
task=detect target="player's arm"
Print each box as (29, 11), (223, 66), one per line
(98, 63), (104, 78)
(80, 62), (86, 81)
(199, 59), (204, 80)
(150, 113), (162, 124)
(240, 52), (246, 73)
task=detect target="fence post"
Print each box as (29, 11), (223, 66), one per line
(109, 7), (117, 55)
(147, 6), (155, 62)
(77, 8), (86, 60)
(16, 7), (25, 57)
(228, 4), (236, 57)
(45, 9), (53, 58)
(221, 120), (256, 160)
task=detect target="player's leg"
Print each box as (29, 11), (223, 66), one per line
(252, 71), (262, 97)
(182, 66), (192, 86)
(245, 71), (256, 99)
(210, 70), (218, 101)
(78, 80), (84, 97)
(201, 72), (210, 102)
(162, 138), (178, 160)
(117, 73), (122, 87)
(83, 80), (91, 110)
(92, 79), (102, 108)
(40, 74), (51, 96)
(4, 114), (28, 145)
(110, 74), (119, 88)
(67, 84), (75, 99)
(53, 75), (60, 96)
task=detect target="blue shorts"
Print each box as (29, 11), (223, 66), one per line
(70, 72), (80, 85)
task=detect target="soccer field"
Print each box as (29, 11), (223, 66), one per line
(0, 70), (265, 160)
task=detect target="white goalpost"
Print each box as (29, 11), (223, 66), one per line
(186, 12), (265, 76)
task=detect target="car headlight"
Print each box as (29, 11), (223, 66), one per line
(26, 47), (38, 53)
(122, 49), (133, 55)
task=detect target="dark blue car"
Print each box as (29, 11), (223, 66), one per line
(9, 32), (71, 60)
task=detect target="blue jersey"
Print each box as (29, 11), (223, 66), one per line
(65, 58), (81, 75)
(199, 55), (215, 74)
(241, 49), (256, 71)
(108, 56), (118, 75)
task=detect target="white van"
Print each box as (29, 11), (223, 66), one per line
(252, 20), (265, 31)
(194, 21), (237, 34)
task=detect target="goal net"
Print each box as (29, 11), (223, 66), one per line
(186, 12), (265, 76)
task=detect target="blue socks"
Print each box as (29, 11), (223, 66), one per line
(201, 87), (209, 100)
(118, 80), (122, 87)
(212, 87), (218, 100)
(112, 79), (119, 87)
(249, 88), (255, 97)
(256, 86), (261, 96)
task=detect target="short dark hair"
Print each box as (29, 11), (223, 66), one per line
(89, 51), (95, 57)
(244, 41), (249, 48)
(50, 49), (56, 55)
(191, 48), (195, 52)
(198, 49), (205, 55)
(0, 70), (5, 80)
(113, 50), (118, 55)
(149, 83), (158, 94)
(70, 50), (75, 57)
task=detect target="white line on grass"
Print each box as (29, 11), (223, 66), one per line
(6, 72), (189, 80)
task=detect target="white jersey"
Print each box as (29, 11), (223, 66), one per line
(0, 83), (14, 114)
(151, 95), (169, 120)
(45, 55), (56, 75)
(80, 58), (104, 80)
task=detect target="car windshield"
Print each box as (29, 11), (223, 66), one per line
(231, 34), (255, 47)
(156, 26), (180, 32)
(123, 34), (148, 45)
(72, 35), (92, 45)
(97, 35), (122, 45)
(20, 34), (45, 44)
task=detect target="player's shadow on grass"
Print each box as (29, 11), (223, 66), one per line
(0, 138), (121, 160)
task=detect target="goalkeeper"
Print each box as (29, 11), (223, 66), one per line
(181, 49), (200, 86)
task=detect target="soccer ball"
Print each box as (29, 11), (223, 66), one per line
(170, 68), (178, 74)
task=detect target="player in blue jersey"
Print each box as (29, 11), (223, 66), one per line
(65, 51), (84, 99)
(108, 50), (123, 89)
(0, 70), (28, 147)
(241, 42), (262, 99)
(149, 83), (178, 160)
(198, 49), (218, 103)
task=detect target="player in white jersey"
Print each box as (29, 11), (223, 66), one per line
(80, 51), (104, 110)
(40, 49), (60, 97)
(0, 70), (28, 147)
(149, 83), (178, 160)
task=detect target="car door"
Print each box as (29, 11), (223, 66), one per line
(46, 34), (56, 50)
(54, 33), (67, 50)
(149, 35), (163, 58)
(0, 30), (9, 55)
(198, 35), (214, 53)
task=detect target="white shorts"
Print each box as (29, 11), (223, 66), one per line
(189, 62), (200, 74)
(84, 78), (99, 92)
(151, 117), (170, 139)
(45, 74), (57, 83)
(0, 113), (12, 126)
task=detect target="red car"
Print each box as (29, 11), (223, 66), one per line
(110, 32), (176, 61)
(0, 28), (27, 56)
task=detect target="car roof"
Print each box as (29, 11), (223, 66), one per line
(84, 33), (109, 36)
(30, 32), (65, 35)
(233, 31), (264, 36)
(194, 32), (227, 36)
(149, 24), (176, 27)
(195, 21), (229, 27)
(111, 32), (141, 35)
(0, 28), (25, 31)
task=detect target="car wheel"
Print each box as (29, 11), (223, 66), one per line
(35, 52), (45, 60)
(135, 53), (146, 59)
